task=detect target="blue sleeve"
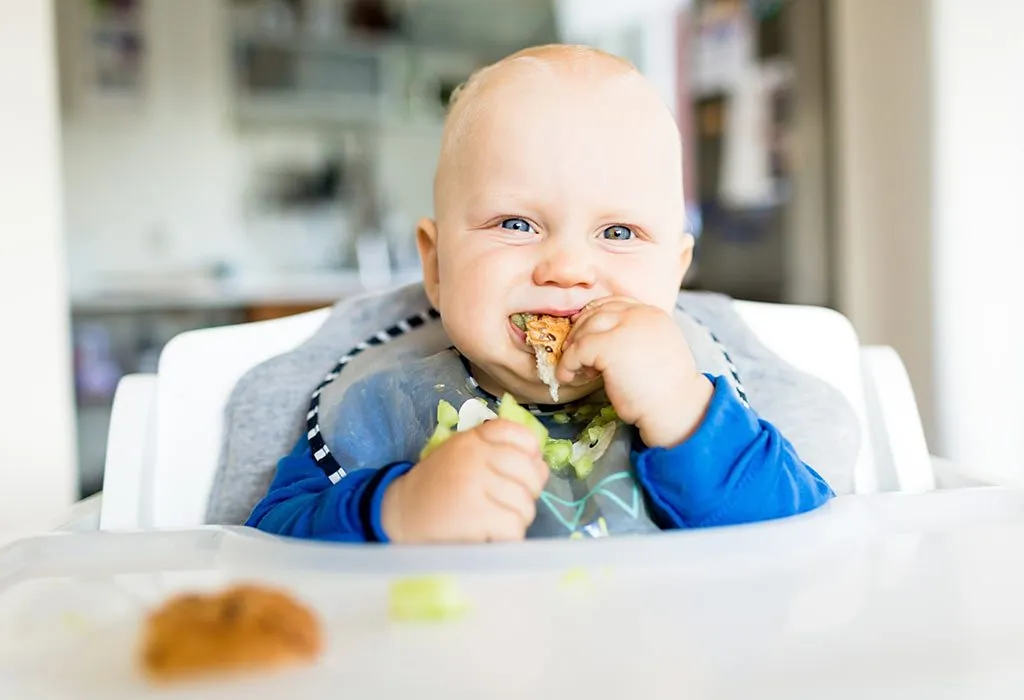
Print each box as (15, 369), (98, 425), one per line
(245, 437), (414, 542)
(632, 375), (834, 529)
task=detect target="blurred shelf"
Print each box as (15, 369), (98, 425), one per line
(70, 268), (423, 313)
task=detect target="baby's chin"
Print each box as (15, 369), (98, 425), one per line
(466, 353), (603, 406)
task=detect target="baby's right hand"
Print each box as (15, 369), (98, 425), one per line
(380, 420), (549, 544)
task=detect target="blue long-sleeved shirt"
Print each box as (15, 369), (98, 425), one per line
(246, 373), (833, 541)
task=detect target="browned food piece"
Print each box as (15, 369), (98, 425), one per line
(524, 314), (571, 364)
(523, 314), (571, 401)
(139, 584), (322, 682)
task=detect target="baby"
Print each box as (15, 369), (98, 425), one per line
(245, 45), (834, 543)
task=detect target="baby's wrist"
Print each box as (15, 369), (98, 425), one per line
(379, 475), (408, 543)
(637, 374), (714, 449)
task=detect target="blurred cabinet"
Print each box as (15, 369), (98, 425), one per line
(71, 300), (332, 498)
(685, 0), (833, 307)
(226, 1), (483, 128)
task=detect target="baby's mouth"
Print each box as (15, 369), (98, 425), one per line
(510, 312), (530, 333)
(508, 312), (574, 402)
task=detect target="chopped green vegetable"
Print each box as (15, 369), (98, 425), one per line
(571, 455), (594, 479)
(510, 313), (530, 331)
(437, 399), (459, 428)
(389, 575), (469, 622)
(560, 567), (592, 591)
(419, 428), (450, 459)
(573, 404), (598, 421)
(569, 531), (584, 541)
(543, 439), (573, 470)
(569, 420), (617, 479)
(498, 393), (548, 447)
(552, 412), (571, 425)
(420, 399), (459, 459)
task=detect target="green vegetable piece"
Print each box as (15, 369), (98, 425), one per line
(552, 412), (571, 425)
(543, 439), (573, 470)
(560, 567), (592, 591)
(599, 406), (618, 423)
(389, 575), (469, 622)
(437, 399), (459, 428)
(510, 313), (530, 331)
(568, 420), (618, 479)
(498, 393), (548, 446)
(573, 404), (598, 421)
(420, 399), (459, 459)
(571, 455), (595, 479)
(420, 425), (451, 460)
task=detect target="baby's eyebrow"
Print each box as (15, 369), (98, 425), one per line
(464, 193), (542, 214)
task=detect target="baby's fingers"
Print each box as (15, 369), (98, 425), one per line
(474, 418), (542, 457)
(487, 445), (549, 497)
(571, 296), (638, 324)
(557, 330), (612, 385)
(485, 475), (538, 526)
(564, 309), (621, 350)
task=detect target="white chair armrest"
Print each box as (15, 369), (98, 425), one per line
(931, 456), (1013, 489)
(51, 493), (103, 531)
(860, 346), (935, 492)
(101, 373), (157, 530)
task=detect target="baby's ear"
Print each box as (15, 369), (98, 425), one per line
(678, 232), (695, 280)
(416, 218), (441, 308)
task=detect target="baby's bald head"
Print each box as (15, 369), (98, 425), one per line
(415, 45), (692, 401)
(433, 45), (683, 221)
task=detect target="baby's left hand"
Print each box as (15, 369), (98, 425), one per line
(557, 297), (714, 449)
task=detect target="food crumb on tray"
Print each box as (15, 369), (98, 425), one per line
(389, 575), (469, 623)
(139, 584), (322, 683)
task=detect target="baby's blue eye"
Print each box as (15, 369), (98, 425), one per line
(501, 218), (534, 233)
(602, 225), (634, 241)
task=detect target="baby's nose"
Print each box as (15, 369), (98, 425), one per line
(532, 242), (596, 288)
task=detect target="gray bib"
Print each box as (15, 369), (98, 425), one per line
(206, 284), (859, 527)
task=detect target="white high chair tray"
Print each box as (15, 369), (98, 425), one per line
(4, 489), (1024, 699)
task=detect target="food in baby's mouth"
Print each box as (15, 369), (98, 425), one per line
(512, 313), (572, 402)
(139, 584), (322, 682)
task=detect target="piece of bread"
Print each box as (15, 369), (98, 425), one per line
(139, 584), (322, 682)
(524, 314), (571, 402)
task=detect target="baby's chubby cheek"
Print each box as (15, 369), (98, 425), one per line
(436, 264), (513, 363)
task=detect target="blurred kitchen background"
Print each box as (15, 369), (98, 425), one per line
(60, 0), (833, 496)
(2, 0), (1021, 526)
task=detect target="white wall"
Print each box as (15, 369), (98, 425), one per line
(57, 0), (439, 283)
(932, 1), (1024, 477)
(832, 0), (1024, 475)
(829, 0), (936, 444)
(555, 0), (689, 118)
(58, 0), (251, 279)
(0, 0), (78, 529)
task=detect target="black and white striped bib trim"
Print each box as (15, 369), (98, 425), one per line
(677, 302), (749, 406)
(307, 308), (440, 483)
(307, 303), (748, 483)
